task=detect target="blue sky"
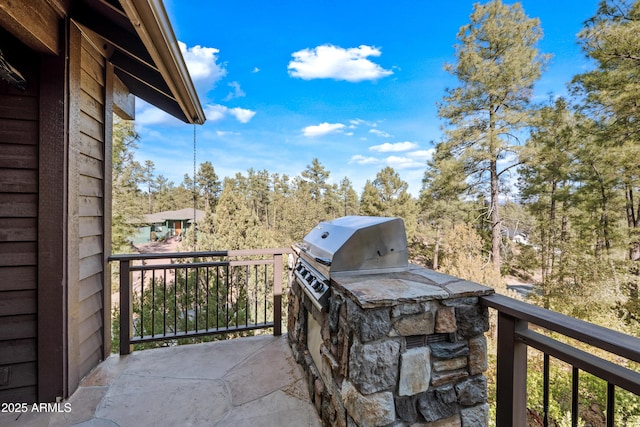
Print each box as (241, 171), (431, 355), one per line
(133, 0), (600, 197)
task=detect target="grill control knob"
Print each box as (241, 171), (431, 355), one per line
(312, 280), (323, 292)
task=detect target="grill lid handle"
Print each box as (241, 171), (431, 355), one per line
(314, 257), (331, 266)
(295, 243), (332, 266)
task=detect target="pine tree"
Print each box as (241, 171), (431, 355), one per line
(196, 161), (221, 211)
(360, 167), (417, 239)
(438, 0), (549, 271)
(420, 143), (470, 270)
(112, 117), (143, 252)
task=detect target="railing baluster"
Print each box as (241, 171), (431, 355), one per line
(205, 265), (210, 331)
(216, 265), (219, 330)
(543, 353), (550, 427)
(173, 265), (177, 335)
(263, 264), (267, 325)
(140, 269), (144, 339)
(184, 267), (189, 333)
(572, 367), (579, 427)
(195, 263), (199, 332)
(606, 382), (615, 427)
(163, 267), (167, 336)
(224, 267), (233, 328)
(151, 269), (155, 337)
(245, 265), (249, 327)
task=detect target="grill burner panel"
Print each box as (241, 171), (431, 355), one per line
(293, 216), (408, 311)
(293, 258), (330, 311)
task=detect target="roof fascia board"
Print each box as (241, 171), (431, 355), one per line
(118, 0), (205, 124)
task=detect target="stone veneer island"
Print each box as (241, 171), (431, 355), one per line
(288, 264), (494, 427)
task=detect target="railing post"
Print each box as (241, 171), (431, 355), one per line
(496, 311), (528, 427)
(273, 253), (282, 336)
(119, 259), (132, 355)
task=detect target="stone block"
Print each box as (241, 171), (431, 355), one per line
(395, 395), (419, 423)
(468, 335), (487, 375)
(391, 302), (425, 318)
(346, 298), (391, 342)
(460, 403), (489, 426)
(430, 369), (469, 387)
(435, 307), (457, 333)
(455, 376), (486, 407)
(349, 338), (400, 394)
(417, 390), (460, 422)
(455, 305), (489, 338)
(399, 347), (431, 396)
(394, 311), (435, 336)
(430, 341), (469, 359)
(341, 380), (396, 427)
(432, 357), (467, 373)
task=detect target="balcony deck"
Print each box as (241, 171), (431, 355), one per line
(0, 335), (321, 427)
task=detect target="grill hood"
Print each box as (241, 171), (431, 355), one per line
(297, 216), (408, 274)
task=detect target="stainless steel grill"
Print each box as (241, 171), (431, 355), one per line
(293, 216), (408, 310)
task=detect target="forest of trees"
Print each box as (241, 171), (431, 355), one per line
(112, 1), (640, 424)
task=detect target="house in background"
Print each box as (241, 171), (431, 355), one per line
(131, 208), (205, 243)
(0, 0), (204, 403)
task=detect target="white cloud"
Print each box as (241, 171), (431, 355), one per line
(408, 149), (435, 161)
(349, 155), (381, 165)
(204, 104), (256, 123)
(288, 44), (393, 82)
(252, 67), (260, 73)
(385, 156), (424, 169)
(369, 141), (418, 153)
(229, 107), (256, 123)
(179, 42), (227, 90)
(205, 104), (228, 121)
(224, 81), (246, 101)
(369, 129), (392, 138)
(303, 122), (345, 137)
(216, 130), (239, 136)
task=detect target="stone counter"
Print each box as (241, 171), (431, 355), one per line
(288, 263), (494, 427)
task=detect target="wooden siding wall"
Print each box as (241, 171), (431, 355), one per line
(0, 36), (39, 403)
(71, 30), (107, 386)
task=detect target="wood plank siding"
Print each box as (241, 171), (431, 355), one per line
(0, 32), (39, 403)
(73, 31), (108, 387)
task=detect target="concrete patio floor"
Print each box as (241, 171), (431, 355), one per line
(1, 334), (322, 427)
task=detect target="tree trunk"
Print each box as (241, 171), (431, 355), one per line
(490, 159), (501, 272)
(433, 223), (441, 270)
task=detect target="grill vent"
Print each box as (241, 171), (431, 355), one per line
(406, 335), (426, 349)
(406, 333), (451, 349)
(427, 333), (451, 344)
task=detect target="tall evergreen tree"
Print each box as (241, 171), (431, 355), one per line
(142, 160), (157, 213)
(420, 143), (470, 270)
(301, 158), (330, 202)
(519, 97), (577, 306)
(575, 0), (640, 261)
(112, 117), (143, 252)
(438, 0), (549, 270)
(338, 177), (360, 216)
(196, 161), (221, 211)
(360, 167), (416, 238)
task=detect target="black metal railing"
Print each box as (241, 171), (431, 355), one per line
(109, 248), (291, 355)
(482, 293), (640, 427)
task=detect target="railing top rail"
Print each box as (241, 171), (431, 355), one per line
(481, 293), (640, 364)
(108, 247), (292, 262)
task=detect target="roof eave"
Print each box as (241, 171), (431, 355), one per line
(118, 0), (205, 125)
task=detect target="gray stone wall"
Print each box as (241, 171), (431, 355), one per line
(288, 266), (493, 427)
